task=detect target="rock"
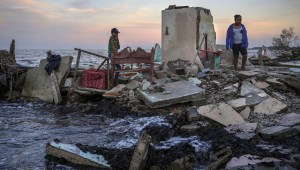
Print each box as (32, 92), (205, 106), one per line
(259, 126), (298, 139)
(129, 133), (151, 170)
(284, 154), (300, 169)
(254, 98), (287, 115)
(225, 154), (281, 169)
(280, 113), (300, 127)
(196, 103), (245, 126)
(254, 81), (270, 89)
(141, 80), (151, 91)
(240, 81), (264, 97)
(239, 107), (251, 119)
(225, 123), (258, 140)
(138, 81), (205, 108)
(46, 141), (111, 169)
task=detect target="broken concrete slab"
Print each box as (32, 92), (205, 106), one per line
(239, 107), (251, 119)
(225, 123), (258, 140)
(259, 126), (298, 139)
(22, 56), (72, 103)
(196, 103), (245, 126)
(225, 154), (281, 169)
(129, 133), (151, 170)
(240, 81), (264, 97)
(227, 93), (269, 112)
(254, 81), (270, 89)
(280, 113), (300, 127)
(46, 141), (111, 169)
(40, 56), (73, 86)
(138, 81), (205, 108)
(254, 98), (287, 115)
(266, 77), (287, 90)
(223, 85), (238, 95)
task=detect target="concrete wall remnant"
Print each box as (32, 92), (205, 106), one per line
(162, 6), (216, 65)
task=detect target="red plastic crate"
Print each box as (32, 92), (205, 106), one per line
(82, 69), (107, 89)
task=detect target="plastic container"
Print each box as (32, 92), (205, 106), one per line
(82, 69), (107, 89)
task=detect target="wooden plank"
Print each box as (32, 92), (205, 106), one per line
(74, 48), (109, 59)
(73, 50), (81, 79)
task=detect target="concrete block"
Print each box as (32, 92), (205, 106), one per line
(138, 81), (205, 108)
(196, 103), (245, 126)
(254, 98), (287, 115)
(280, 113), (300, 127)
(22, 56), (72, 103)
(240, 81), (264, 97)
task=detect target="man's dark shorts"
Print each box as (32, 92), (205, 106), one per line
(232, 43), (247, 57)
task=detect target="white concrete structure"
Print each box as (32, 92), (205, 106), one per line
(162, 6), (216, 65)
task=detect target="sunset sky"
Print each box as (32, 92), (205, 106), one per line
(0, 0), (299, 49)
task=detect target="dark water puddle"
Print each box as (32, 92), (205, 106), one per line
(0, 101), (210, 169)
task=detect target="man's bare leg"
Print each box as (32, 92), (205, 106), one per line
(241, 55), (247, 70)
(233, 56), (239, 70)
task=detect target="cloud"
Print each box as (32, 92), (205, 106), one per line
(63, 8), (97, 14)
(67, 0), (93, 8)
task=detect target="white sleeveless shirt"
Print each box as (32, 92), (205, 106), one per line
(233, 26), (243, 44)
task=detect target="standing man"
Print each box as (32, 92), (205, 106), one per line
(226, 15), (249, 70)
(108, 28), (121, 84)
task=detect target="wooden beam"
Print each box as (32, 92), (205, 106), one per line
(74, 48), (109, 59)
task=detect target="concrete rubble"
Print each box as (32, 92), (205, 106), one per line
(259, 126), (298, 139)
(22, 56), (72, 104)
(240, 81), (264, 97)
(225, 154), (282, 170)
(138, 80), (205, 108)
(279, 112), (300, 127)
(225, 123), (258, 140)
(189, 103), (245, 126)
(46, 140), (111, 169)
(254, 98), (287, 115)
